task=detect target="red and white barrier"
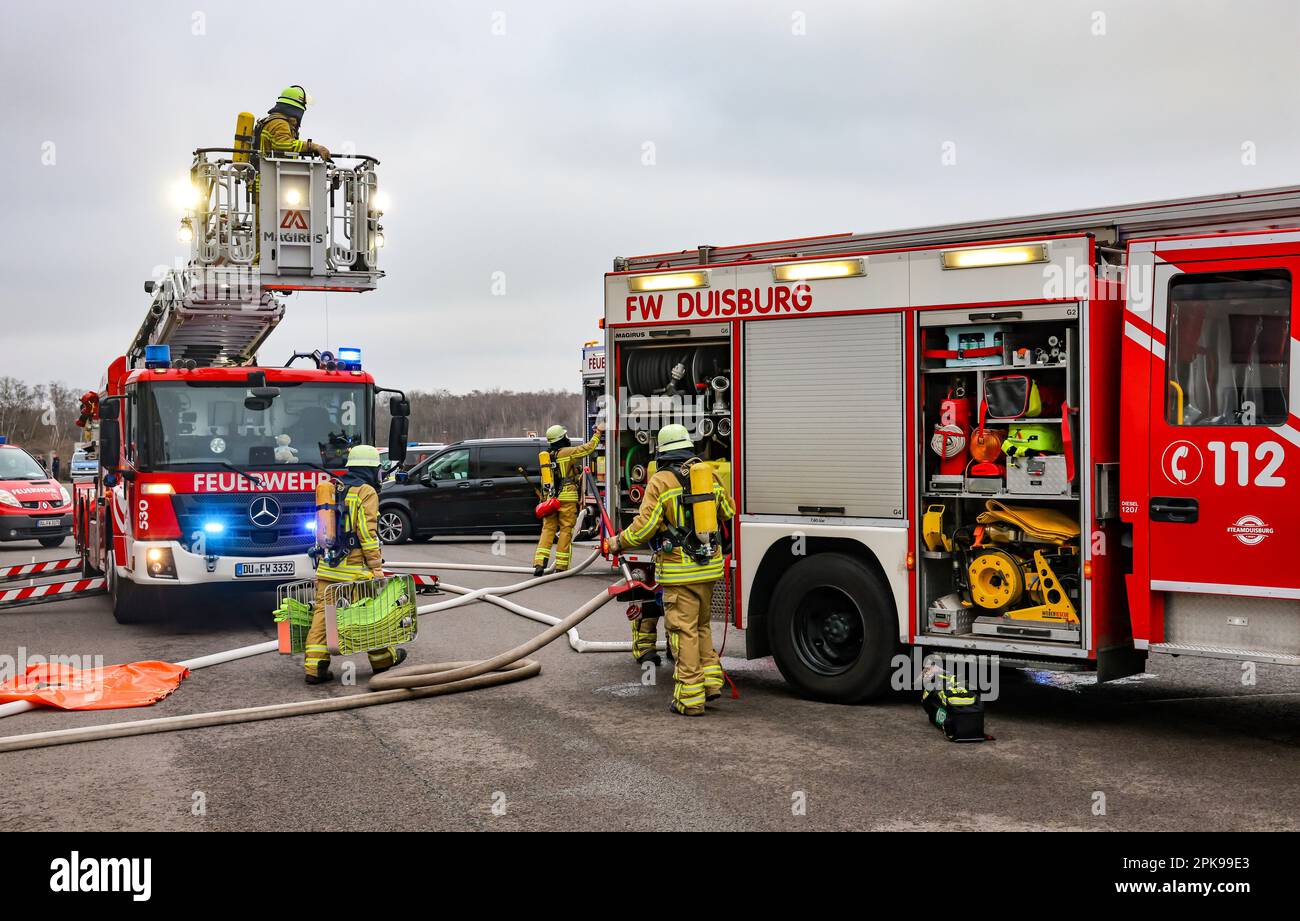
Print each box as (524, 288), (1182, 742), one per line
(0, 557), (81, 584)
(0, 577), (106, 609)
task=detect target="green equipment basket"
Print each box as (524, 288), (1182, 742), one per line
(324, 574), (418, 656)
(274, 579), (317, 655)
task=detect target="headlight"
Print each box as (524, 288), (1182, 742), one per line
(59, 486), (72, 504)
(0, 490), (19, 508)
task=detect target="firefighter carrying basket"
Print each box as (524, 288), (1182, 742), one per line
(324, 574), (419, 656)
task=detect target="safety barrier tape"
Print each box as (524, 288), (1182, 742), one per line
(0, 577), (106, 609)
(0, 556), (81, 584)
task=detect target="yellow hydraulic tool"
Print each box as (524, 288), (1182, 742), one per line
(923, 504), (953, 552)
(967, 548), (1078, 625)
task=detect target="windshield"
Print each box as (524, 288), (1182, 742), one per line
(0, 449), (48, 480)
(137, 380), (372, 470)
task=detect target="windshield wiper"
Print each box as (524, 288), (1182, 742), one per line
(212, 461), (263, 488)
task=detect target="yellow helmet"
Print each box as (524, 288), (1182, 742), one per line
(276, 85), (309, 112)
(546, 424), (568, 442)
(656, 424), (693, 453)
(346, 444), (381, 468)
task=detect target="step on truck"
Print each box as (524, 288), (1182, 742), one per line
(600, 186), (1300, 702)
(75, 135), (410, 622)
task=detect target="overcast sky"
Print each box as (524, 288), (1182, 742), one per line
(2, 0), (1298, 393)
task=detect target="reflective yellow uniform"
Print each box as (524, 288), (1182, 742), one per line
(617, 460), (735, 714)
(305, 482), (398, 677)
(534, 430), (602, 572)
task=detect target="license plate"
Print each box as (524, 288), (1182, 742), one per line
(234, 561), (295, 578)
(37, 519), (61, 528)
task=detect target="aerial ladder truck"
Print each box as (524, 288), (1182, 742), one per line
(69, 125), (411, 622)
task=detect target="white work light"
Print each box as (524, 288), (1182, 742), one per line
(940, 243), (1049, 270)
(627, 271), (710, 293)
(772, 258), (866, 282)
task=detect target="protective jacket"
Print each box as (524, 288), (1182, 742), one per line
(254, 112), (308, 157)
(316, 474), (382, 582)
(552, 431), (602, 503)
(618, 458), (734, 585)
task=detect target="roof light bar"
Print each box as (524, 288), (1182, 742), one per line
(940, 243), (1049, 270)
(772, 258), (866, 282)
(627, 271), (710, 293)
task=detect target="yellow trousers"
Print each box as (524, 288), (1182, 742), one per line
(534, 502), (579, 571)
(304, 577), (399, 678)
(663, 581), (725, 714)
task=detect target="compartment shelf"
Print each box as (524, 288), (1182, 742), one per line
(922, 362), (1069, 374)
(923, 490), (1078, 502)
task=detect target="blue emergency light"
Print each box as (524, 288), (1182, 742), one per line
(145, 344), (172, 370)
(336, 347), (362, 371)
(203, 521), (225, 534)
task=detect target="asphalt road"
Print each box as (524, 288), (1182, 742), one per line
(1, 534), (1298, 831)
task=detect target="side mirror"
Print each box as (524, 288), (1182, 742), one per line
(388, 417), (409, 464)
(389, 396), (411, 418)
(98, 398), (122, 474)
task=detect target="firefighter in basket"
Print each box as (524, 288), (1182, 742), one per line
(606, 424), (735, 717)
(533, 422), (605, 576)
(254, 85), (333, 162)
(304, 445), (407, 684)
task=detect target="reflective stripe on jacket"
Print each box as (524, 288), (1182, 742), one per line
(316, 483), (383, 582)
(256, 113), (307, 156)
(554, 431), (602, 502)
(617, 461), (734, 585)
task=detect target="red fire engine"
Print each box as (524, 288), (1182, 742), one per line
(75, 137), (409, 622)
(600, 185), (1299, 702)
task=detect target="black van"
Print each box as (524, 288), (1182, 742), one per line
(376, 437), (563, 543)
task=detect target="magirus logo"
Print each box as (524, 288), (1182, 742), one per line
(1227, 515), (1273, 546)
(49, 851), (151, 901)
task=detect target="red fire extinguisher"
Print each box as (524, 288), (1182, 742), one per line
(930, 385), (971, 477)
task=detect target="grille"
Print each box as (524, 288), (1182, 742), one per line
(173, 492), (316, 557)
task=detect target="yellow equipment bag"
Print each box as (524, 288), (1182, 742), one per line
(976, 500), (1079, 545)
(233, 111), (255, 164)
(688, 461), (718, 540)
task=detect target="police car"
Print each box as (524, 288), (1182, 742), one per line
(0, 442), (73, 547)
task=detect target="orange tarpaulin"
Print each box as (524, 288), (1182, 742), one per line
(0, 661), (189, 711)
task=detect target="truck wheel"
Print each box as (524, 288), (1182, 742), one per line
(767, 552), (897, 703)
(39, 536), (66, 548)
(377, 508), (411, 545)
(108, 564), (146, 625)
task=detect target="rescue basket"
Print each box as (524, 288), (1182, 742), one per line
(324, 574), (418, 656)
(274, 579), (317, 655)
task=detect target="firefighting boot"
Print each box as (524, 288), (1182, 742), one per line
(305, 668), (334, 685)
(371, 648), (408, 675)
(533, 565), (545, 577)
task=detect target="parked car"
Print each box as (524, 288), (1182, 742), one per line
(376, 437), (566, 543)
(380, 442), (445, 479)
(0, 443), (73, 547)
(69, 446), (98, 481)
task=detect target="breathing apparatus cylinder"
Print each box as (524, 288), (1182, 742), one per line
(689, 462), (719, 540)
(233, 111), (255, 164)
(315, 479), (337, 549)
(538, 451), (554, 490)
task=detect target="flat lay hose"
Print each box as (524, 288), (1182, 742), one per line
(0, 586), (615, 754)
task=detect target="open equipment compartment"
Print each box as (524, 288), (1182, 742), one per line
(916, 304), (1087, 649)
(610, 323), (733, 535)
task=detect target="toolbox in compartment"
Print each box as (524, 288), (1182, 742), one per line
(918, 306), (1085, 648)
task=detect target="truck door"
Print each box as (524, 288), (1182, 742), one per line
(1136, 242), (1299, 601)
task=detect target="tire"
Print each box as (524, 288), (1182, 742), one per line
(107, 563), (147, 625)
(377, 507), (412, 545)
(38, 536), (66, 549)
(767, 552), (898, 703)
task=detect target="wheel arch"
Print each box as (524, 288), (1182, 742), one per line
(745, 536), (898, 660)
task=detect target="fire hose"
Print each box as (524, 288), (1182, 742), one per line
(0, 474), (671, 751)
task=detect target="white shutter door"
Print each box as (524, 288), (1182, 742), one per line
(744, 314), (903, 518)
